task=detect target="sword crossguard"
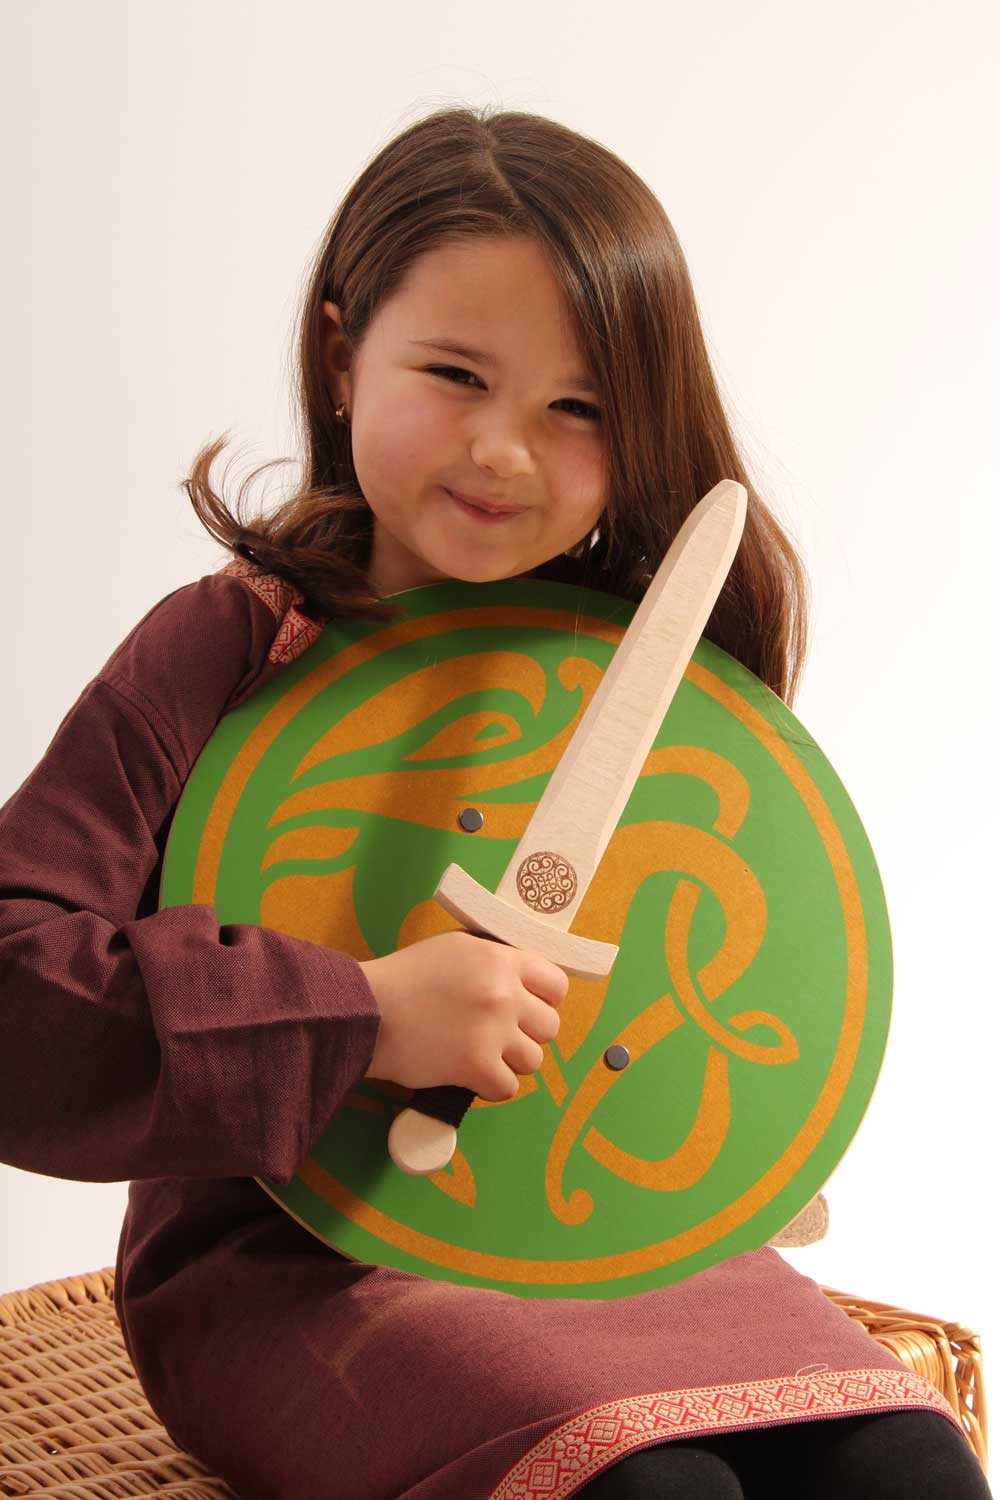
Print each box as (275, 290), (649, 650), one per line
(385, 863), (618, 1176)
(433, 863), (618, 978)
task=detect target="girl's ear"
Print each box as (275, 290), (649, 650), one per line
(321, 301), (353, 402)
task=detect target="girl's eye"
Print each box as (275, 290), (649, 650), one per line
(427, 364), (482, 388)
(559, 397), (602, 422)
(425, 366), (601, 423)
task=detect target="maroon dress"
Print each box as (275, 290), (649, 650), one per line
(0, 562), (962, 1500)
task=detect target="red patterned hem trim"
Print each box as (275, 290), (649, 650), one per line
(220, 558), (324, 666)
(489, 1367), (964, 1500)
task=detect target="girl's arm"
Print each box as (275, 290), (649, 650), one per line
(0, 574), (382, 1186)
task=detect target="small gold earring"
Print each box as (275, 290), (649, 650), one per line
(335, 402), (351, 426)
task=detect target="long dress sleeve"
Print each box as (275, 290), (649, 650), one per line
(0, 571), (382, 1187)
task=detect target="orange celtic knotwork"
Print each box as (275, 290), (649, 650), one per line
(543, 810), (799, 1227)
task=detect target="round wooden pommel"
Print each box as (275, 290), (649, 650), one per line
(387, 1108), (458, 1176)
(515, 851), (578, 913)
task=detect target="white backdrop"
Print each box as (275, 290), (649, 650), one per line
(3, 0), (997, 1386)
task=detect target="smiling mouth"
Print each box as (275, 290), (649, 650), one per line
(447, 489), (526, 518)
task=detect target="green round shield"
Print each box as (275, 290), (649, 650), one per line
(160, 577), (891, 1299)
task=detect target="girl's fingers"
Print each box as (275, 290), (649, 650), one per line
(503, 1035), (545, 1077)
(516, 950), (570, 1006)
(520, 996), (561, 1045)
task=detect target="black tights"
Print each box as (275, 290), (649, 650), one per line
(575, 1410), (991, 1499)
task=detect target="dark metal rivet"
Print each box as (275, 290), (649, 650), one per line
(604, 1045), (630, 1071)
(458, 808), (484, 833)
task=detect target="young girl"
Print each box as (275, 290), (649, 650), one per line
(0, 106), (989, 1500)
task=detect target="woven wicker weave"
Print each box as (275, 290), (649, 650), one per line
(0, 1269), (988, 1497)
(0, 1269), (236, 1498)
(820, 1285), (988, 1473)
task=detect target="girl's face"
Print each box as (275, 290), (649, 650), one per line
(322, 235), (609, 598)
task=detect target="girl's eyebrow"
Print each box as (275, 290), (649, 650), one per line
(409, 337), (598, 394)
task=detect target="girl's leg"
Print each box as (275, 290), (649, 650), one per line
(574, 1435), (746, 1499)
(731, 1409), (993, 1500)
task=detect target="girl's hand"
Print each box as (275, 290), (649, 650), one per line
(360, 930), (567, 1101)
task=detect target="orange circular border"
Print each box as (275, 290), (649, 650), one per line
(196, 606), (868, 1284)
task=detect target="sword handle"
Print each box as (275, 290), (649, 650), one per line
(387, 932), (505, 1176)
(386, 888), (616, 1175)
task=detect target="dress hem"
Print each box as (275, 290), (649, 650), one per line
(489, 1366), (963, 1499)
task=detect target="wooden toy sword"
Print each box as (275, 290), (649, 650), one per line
(387, 478), (748, 1176)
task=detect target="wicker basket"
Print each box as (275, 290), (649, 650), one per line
(0, 1269), (988, 1497)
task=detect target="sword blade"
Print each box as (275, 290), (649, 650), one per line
(493, 479), (746, 929)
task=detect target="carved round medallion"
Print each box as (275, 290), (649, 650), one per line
(515, 850), (578, 912)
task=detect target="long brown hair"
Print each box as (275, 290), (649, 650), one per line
(184, 105), (810, 702)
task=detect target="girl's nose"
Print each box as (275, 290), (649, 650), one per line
(468, 414), (533, 480)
